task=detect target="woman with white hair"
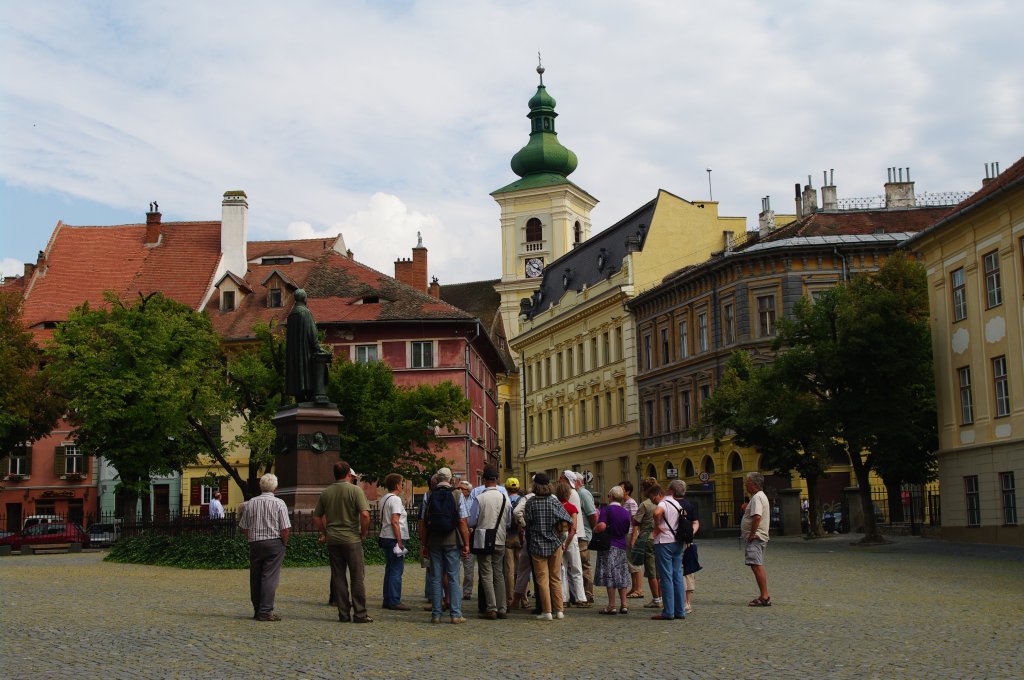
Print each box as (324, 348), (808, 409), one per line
(593, 485), (632, 615)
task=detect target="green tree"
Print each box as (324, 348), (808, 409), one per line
(703, 350), (839, 537)
(327, 359), (469, 485)
(0, 290), (64, 457)
(45, 292), (225, 519)
(188, 321), (287, 500)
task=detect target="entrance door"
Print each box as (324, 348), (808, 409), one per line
(153, 484), (170, 520)
(733, 476), (745, 525)
(6, 503), (22, 532)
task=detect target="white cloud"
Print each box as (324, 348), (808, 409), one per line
(1, 257), (24, 278)
(1, 1), (1022, 284)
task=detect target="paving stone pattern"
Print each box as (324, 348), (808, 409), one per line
(1, 534), (1022, 679)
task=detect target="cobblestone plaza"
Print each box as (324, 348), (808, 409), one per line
(2, 534), (1022, 679)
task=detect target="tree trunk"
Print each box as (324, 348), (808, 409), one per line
(849, 447), (884, 543)
(188, 415), (251, 499)
(141, 486), (152, 524)
(804, 473), (824, 538)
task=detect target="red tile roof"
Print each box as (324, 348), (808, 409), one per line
(764, 205), (952, 241)
(23, 221), (222, 336)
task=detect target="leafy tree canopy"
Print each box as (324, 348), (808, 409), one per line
(327, 359), (469, 486)
(0, 290), (64, 453)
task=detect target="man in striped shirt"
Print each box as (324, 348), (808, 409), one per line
(239, 473), (291, 621)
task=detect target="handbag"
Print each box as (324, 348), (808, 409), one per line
(588, 529), (611, 552)
(471, 493), (507, 555)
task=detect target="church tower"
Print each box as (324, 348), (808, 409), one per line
(492, 61), (598, 342)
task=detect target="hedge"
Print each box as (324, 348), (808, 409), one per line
(105, 532), (422, 570)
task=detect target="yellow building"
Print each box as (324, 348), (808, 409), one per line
(510, 190), (747, 495)
(904, 157), (1024, 545)
(629, 172), (958, 530)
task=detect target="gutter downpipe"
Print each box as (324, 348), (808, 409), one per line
(833, 247), (850, 282)
(464, 321), (482, 480)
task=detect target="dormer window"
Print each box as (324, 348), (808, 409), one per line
(261, 257), (294, 265)
(221, 291), (235, 311)
(268, 288), (282, 308)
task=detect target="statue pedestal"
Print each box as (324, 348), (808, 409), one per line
(272, 404), (345, 511)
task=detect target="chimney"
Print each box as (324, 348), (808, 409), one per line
(758, 196), (776, 237)
(36, 249), (45, 269)
(982, 161), (1001, 186)
(884, 167), (916, 208)
(145, 202), (162, 246)
(411, 242), (428, 293)
(394, 257), (414, 287)
(801, 175), (818, 216)
(723, 230), (735, 253)
(429, 276), (441, 298)
(794, 182), (803, 219)
(24, 262), (35, 278)
(821, 169), (838, 211)
(220, 190), (249, 276)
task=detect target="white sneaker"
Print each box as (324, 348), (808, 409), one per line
(536, 612), (553, 621)
(555, 611), (565, 619)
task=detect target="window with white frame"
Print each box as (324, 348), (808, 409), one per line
(355, 345), (378, 363)
(411, 341), (433, 368)
(951, 267), (967, 321)
(983, 251), (1003, 308)
(697, 312), (709, 352)
(64, 443), (84, 475)
(593, 396), (601, 429)
(558, 407), (565, 438)
(201, 484), (218, 505)
(567, 347), (574, 378)
(679, 318), (689, 359)
(661, 395), (672, 433)
(545, 356), (552, 386)
(1001, 472), (1018, 526)
(723, 302), (736, 345)
(617, 387), (625, 424)
(7, 444), (29, 476)
(681, 390), (692, 429)
(643, 334), (653, 370)
(602, 332), (610, 365)
(546, 411), (553, 442)
(591, 337), (599, 369)
(958, 366), (974, 425)
(605, 392), (612, 425)
(757, 294), (776, 337)
(556, 352), (562, 382)
(660, 328), (670, 365)
(615, 326), (623, 361)
(580, 401), (588, 432)
(964, 475), (981, 527)
(993, 356), (1010, 417)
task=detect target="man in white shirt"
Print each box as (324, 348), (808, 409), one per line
(468, 465), (510, 619)
(741, 471), (771, 607)
(208, 491), (225, 519)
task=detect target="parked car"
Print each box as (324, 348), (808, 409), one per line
(87, 522), (120, 547)
(0, 523), (90, 551)
(23, 514), (62, 530)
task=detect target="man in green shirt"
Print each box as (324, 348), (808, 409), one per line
(314, 461), (371, 623)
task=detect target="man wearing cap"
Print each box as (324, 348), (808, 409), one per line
(468, 465), (511, 619)
(468, 473), (510, 614)
(503, 478), (523, 609)
(572, 472), (599, 604)
(559, 471), (589, 608)
(314, 461), (372, 623)
(419, 467), (470, 624)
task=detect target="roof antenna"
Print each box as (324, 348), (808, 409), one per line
(537, 51), (544, 85)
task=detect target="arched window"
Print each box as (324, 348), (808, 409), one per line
(526, 218), (543, 243)
(574, 221), (582, 243)
(729, 451), (744, 472)
(664, 461), (676, 479)
(646, 464), (657, 480)
(684, 458), (695, 478)
(703, 456), (715, 475)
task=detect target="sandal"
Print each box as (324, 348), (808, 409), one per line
(626, 592), (644, 599)
(599, 607), (618, 615)
(619, 607), (628, 615)
(748, 597), (771, 607)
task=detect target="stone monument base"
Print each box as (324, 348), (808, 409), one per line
(272, 404), (344, 511)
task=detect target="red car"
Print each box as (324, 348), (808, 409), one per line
(0, 522), (90, 550)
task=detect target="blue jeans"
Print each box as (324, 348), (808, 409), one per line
(379, 537), (405, 606)
(654, 542), (685, 619)
(429, 546), (463, 618)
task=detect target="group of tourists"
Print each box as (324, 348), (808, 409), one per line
(237, 463), (772, 623)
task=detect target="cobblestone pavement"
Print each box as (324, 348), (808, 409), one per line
(2, 534), (1022, 679)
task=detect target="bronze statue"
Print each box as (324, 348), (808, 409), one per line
(285, 289), (331, 405)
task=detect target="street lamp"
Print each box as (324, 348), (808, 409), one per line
(706, 168), (713, 201)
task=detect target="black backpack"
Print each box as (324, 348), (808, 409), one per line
(425, 488), (459, 536)
(667, 499), (694, 545)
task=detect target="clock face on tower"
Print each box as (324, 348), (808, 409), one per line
(525, 257), (544, 278)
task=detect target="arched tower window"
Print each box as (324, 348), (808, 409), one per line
(574, 221), (582, 244)
(730, 451), (744, 472)
(526, 218), (543, 243)
(703, 456), (716, 475)
(684, 459), (695, 478)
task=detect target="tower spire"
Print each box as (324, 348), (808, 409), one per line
(508, 61), (578, 181)
(537, 51), (544, 86)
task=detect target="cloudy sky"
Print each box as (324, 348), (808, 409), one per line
(2, 1), (1021, 284)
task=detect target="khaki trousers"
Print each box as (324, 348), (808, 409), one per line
(530, 551), (564, 615)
